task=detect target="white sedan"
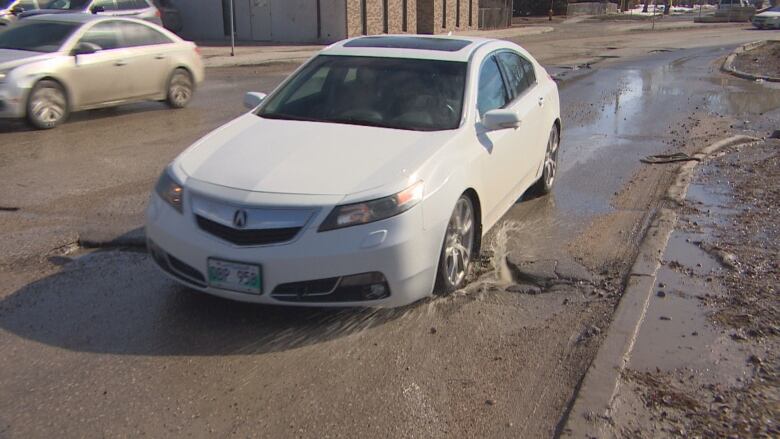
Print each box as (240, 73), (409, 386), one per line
(146, 35), (561, 307)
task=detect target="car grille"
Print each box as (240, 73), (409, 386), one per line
(196, 215), (301, 246)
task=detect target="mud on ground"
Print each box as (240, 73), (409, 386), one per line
(610, 138), (780, 438)
(732, 41), (780, 79)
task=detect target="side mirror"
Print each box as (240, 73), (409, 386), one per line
(243, 92), (267, 109)
(10, 5), (25, 15)
(482, 109), (521, 131)
(90, 5), (105, 14)
(71, 42), (101, 56)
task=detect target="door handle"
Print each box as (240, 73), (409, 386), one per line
(538, 97), (545, 107)
(114, 60), (128, 67)
(154, 54), (167, 60)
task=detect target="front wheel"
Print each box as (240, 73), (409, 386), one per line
(435, 195), (476, 294)
(531, 125), (560, 196)
(26, 80), (69, 129)
(166, 68), (194, 109)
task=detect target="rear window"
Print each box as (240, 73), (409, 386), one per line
(0, 21), (79, 52)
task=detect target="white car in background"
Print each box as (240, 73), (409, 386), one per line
(146, 35), (561, 308)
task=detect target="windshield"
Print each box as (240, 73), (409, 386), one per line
(42, 0), (91, 10)
(1, 0), (15, 9)
(768, 6), (780, 12)
(258, 55), (467, 131)
(0, 21), (79, 52)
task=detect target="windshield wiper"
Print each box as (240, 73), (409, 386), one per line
(259, 113), (320, 122)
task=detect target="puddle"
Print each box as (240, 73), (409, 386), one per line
(629, 230), (748, 387)
(627, 151), (752, 387)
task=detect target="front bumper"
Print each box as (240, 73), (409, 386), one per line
(0, 84), (26, 119)
(145, 192), (441, 308)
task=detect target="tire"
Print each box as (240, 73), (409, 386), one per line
(530, 125), (560, 196)
(26, 80), (69, 130)
(435, 195), (477, 294)
(166, 68), (194, 109)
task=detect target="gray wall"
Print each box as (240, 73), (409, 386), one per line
(321, 0), (347, 42)
(171, 0), (347, 43)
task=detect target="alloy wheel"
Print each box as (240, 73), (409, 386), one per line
(544, 127), (560, 189)
(30, 86), (66, 126)
(442, 197), (475, 288)
(168, 71), (193, 108)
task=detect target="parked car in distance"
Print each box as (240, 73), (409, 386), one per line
(18, 0), (163, 26)
(752, 6), (780, 29)
(0, 0), (40, 26)
(146, 35), (561, 308)
(0, 14), (204, 128)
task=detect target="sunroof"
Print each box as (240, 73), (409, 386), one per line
(344, 36), (472, 52)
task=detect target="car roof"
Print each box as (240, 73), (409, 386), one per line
(322, 35), (498, 62)
(27, 13), (112, 24)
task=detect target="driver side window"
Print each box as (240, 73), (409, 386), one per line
(477, 55), (509, 118)
(77, 21), (121, 51)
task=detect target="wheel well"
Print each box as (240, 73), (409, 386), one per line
(168, 66), (195, 91)
(29, 77), (70, 110)
(463, 188), (483, 254)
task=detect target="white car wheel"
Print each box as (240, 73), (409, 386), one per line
(436, 195), (476, 293)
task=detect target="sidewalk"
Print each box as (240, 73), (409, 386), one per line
(199, 26), (553, 68)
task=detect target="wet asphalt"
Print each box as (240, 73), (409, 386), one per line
(1, 44), (779, 437)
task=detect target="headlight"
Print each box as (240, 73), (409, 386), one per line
(0, 71), (6, 83)
(154, 168), (184, 213)
(319, 182), (423, 231)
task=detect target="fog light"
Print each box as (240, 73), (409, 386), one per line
(339, 272), (390, 300)
(366, 283), (387, 300)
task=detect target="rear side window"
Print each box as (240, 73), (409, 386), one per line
(91, 0), (118, 11)
(497, 51), (536, 99)
(118, 21), (172, 46)
(78, 21), (120, 50)
(477, 55), (509, 117)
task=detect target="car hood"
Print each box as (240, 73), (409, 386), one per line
(756, 11), (780, 17)
(176, 114), (454, 197)
(0, 48), (52, 69)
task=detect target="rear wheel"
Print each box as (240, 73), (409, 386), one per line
(26, 80), (68, 130)
(166, 68), (193, 109)
(435, 195), (476, 294)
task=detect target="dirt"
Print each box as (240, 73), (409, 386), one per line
(732, 41), (780, 79)
(609, 139), (780, 438)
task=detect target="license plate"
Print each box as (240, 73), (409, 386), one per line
(207, 258), (262, 294)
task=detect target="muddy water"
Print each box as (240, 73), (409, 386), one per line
(500, 45), (780, 263)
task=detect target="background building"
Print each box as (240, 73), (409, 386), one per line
(170, 0), (484, 44)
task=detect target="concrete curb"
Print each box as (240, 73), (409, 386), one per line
(560, 135), (758, 438)
(721, 40), (780, 83)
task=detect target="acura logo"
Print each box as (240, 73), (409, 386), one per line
(233, 209), (248, 228)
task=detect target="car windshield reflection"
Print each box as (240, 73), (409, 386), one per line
(258, 55), (467, 132)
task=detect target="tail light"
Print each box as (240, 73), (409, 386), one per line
(194, 45), (202, 56)
(155, 8), (161, 17)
